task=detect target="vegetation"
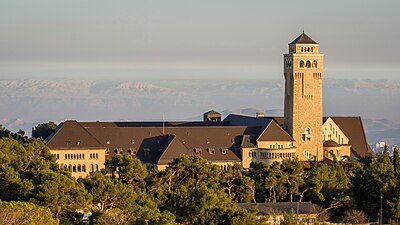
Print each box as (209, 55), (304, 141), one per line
(2, 124), (400, 224)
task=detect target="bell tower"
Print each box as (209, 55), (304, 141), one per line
(283, 32), (324, 161)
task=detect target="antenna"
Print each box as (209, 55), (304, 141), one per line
(162, 114), (165, 135)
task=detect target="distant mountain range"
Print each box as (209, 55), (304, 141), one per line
(1, 78), (399, 147)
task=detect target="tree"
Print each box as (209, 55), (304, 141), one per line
(31, 169), (92, 217)
(281, 158), (304, 202)
(105, 154), (148, 186)
(222, 164), (256, 203)
(0, 200), (58, 225)
(150, 155), (262, 225)
(280, 209), (300, 225)
(342, 209), (368, 224)
(393, 147), (400, 173)
(32, 122), (57, 139)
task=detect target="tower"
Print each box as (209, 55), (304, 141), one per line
(283, 32), (324, 161)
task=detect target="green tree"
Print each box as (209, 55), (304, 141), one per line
(105, 153), (148, 186)
(0, 200), (59, 225)
(31, 169), (92, 217)
(307, 162), (349, 208)
(280, 209), (300, 225)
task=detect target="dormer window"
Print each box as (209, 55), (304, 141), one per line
(194, 148), (202, 154)
(207, 148), (215, 154)
(76, 141), (81, 145)
(131, 139), (135, 145)
(106, 140), (110, 145)
(143, 148), (150, 156)
(220, 148), (228, 154)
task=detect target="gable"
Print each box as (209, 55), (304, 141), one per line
(46, 120), (104, 149)
(257, 120), (294, 142)
(326, 117), (372, 158)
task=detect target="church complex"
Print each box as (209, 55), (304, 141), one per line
(41, 32), (373, 178)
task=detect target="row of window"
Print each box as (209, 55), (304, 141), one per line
(60, 164), (99, 173)
(62, 153), (99, 160)
(260, 152), (296, 159)
(269, 144), (284, 149)
(299, 60), (318, 68)
(250, 151), (295, 159)
(300, 46), (314, 52)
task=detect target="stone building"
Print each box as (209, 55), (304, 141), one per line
(42, 32), (372, 178)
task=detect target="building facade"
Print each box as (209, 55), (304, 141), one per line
(42, 32), (372, 178)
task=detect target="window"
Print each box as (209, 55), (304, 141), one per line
(312, 60), (318, 68)
(95, 164), (99, 171)
(106, 140), (110, 145)
(299, 60), (305, 68)
(82, 165), (86, 172)
(73, 165), (77, 172)
(306, 60), (311, 68)
(305, 127), (311, 135)
(220, 148), (227, 154)
(208, 148), (215, 154)
(76, 141), (81, 145)
(131, 139), (135, 145)
(90, 164), (94, 172)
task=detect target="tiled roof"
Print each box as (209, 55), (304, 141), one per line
(325, 117), (373, 157)
(48, 121), (262, 164)
(46, 120), (104, 149)
(290, 32), (318, 44)
(257, 120), (294, 142)
(237, 202), (317, 215)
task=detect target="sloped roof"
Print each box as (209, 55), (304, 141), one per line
(79, 121), (229, 128)
(46, 120), (104, 149)
(78, 124), (260, 163)
(290, 32), (318, 44)
(257, 120), (294, 142)
(223, 114), (272, 129)
(204, 110), (221, 115)
(156, 135), (193, 164)
(237, 202), (317, 215)
(325, 117), (373, 157)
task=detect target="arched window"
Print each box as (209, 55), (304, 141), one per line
(68, 165), (72, 172)
(95, 164), (99, 171)
(301, 47), (304, 52)
(78, 165), (82, 172)
(73, 164), (77, 172)
(306, 60), (311, 68)
(305, 127), (312, 135)
(312, 60), (318, 68)
(311, 47), (314, 52)
(299, 60), (305, 68)
(90, 164), (94, 172)
(307, 47), (310, 52)
(82, 165), (86, 172)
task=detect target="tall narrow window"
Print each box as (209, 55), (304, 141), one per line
(306, 60), (311, 68)
(299, 60), (305, 68)
(312, 60), (318, 68)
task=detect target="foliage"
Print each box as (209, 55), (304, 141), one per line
(342, 209), (368, 224)
(280, 209), (300, 225)
(105, 153), (148, 186)
(0, 200), (58, 225)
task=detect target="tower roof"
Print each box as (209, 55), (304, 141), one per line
(290, 32), (318, 44)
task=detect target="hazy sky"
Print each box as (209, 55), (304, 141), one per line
(1, 0), (399, 79)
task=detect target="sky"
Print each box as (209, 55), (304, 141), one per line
(0, 0), (399, 80)
(1, 0), (400, 145)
